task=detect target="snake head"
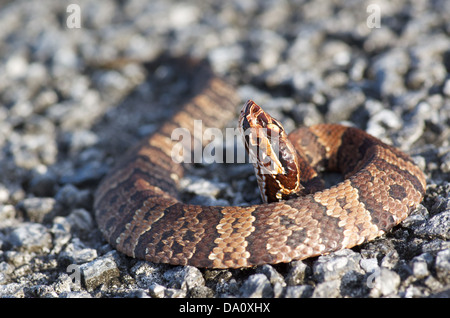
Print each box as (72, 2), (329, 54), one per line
(239, 100), (303, 203)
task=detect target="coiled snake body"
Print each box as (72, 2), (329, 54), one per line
(94, 58), (426, 269)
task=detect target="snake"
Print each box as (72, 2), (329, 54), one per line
(94, 57), (426, 269)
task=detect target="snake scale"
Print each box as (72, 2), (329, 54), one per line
(94, 57), (426, 269)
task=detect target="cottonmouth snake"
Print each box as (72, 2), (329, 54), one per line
(94, 57), (426, 269)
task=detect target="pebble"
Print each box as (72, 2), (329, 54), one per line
(285, 261), (310, 286)
(410, 253), (433, 279)
(65, 208), (95, 234)
(59, 162), (108, 186)
(0, 283), (25, 298)
(58, 238), (98, 265)
(0, 204), (16, 220)
(325, 88), (366, 123)
(80, 251), (121, 291)
(131, 261), (165, 289)
(359, 258), (379, 274)
(239, 273), (273, 298)
(284, 285), (313, 298)
(163, 266), (205, 291)
(0, 184), (9, 203)
(28, 170), (58, 197)
(148, 283), (166, 298)
(291, 102), (323, 127)
(17, 197), (56, 223)
(370, 49), (409, 97)
(369, 268), (401, 297)
(414, 211), (450, 240)
(7, 223), (52, 253)
(435, 249), (450, 285)
(54, 184), (91, 210)
(256, 264), (286, 288)
(313, 249), (363, 282)
(311, 280), (341, 298)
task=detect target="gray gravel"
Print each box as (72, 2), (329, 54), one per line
(0, 0), (449, 298)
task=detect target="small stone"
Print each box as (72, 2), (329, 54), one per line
(423, 275), (444, 293)
(0, 283), (26, 298)
(440, 151), (450, 173)
(321, 40), (352, 67)
(59, 239), (98, 264)
(131, 261), (165, 289)
(0, 184), (10, 203)
(29, 170), (58, 197)
(443, 78), (450, 97)
(284, 285), (313, 298)
(60, 162), (108, 186)
(208, 271), (240, 296)
(0, 262), (14, 284)
(169, 3), (200, 29)
(0, 261), (14, 276)
(240, 273), (273, 298)
(435, 249), (450, 285)
(8, 223), (52, 253)
(364, 27), (397, 52)
(54, 184), (90, 210)
(313, 249), (363, 282)
(0, 204), (16, 220)
(3, 251), (33, 268)
(366, 109), (402, 139)
(164, 288), (187, 298)
(80, 251), (120, 291)
(395, 101), (428, 148)
(370, 49), (409, 97)
(54, 273), (78, 295)
(380, 250), (400, 269)
(163, 266), (205, 291)
(66, 129), (99, 153)
(148, 283), (166, 298)
(59, 291), (93, 298)
(65, 208), (94, 234)
(414, 211), (450, 240)
(181, 177), (227, 198)
(209, 45), (245, 74)
(360, 258), (379, 274)
(404, 285), (428, 298)
(24, 284), (58, 298)
(251, 30), (288, 70)
(325, 88), (365, 123)
(285, 260), (310, 286)
(311, 280), (341, 298)
(6, 55), (28, 79)
(256, 264), (286, 287)
(50, 216), (72, 254)
(369, 268), (401, 297)
(188, 286), (215, 298)
(402, 204), (429, 229)
(410, 253), (433, 279)
(18, 197), (56, 223)
(291, 103), (323, 127)
(272, 282), (284, 298)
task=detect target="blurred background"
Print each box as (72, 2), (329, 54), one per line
(0, 0), (448, 298)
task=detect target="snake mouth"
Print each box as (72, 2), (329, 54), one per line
(241, 100), (272, 130)
(240, 100), (285, 136)
(239, 100), (286, 168)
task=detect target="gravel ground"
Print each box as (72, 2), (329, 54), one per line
(0, 0), (449, 298)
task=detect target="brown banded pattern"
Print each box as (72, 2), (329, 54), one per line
(94, 58), (427, 269)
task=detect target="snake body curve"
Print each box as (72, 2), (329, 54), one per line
(94, 58), (426, 269)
